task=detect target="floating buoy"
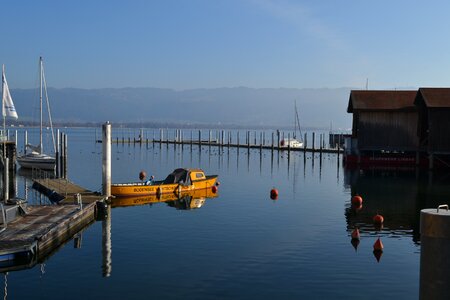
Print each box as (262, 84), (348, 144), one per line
(139, 170), (147, 181)
(212, 185), (218, 193)
(352, 202), (363, 212)
(373, 214), (384, 225)
(351, 195), (363, 206)
(373, 237), (384, 251)
(351, 228), (360, 240)
(270, 188), (278, 200)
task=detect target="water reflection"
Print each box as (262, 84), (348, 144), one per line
(110, 188), (218, 210)
(344, 168), (450, 244)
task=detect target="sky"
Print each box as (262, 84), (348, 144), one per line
(2, 0), (450, 90)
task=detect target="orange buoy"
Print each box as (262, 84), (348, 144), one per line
(139, 170), (147, 181)
(212, 185), (218, 193)
(270, 188), (278, 200)
(373, 237), (384, 251)
(351, 195), (363, 206)
(351, 228), (360, 240)
(373, 214), (384, 225)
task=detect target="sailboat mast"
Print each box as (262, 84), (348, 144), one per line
(2, 65), (5, 159)
(39, 57), (43, 153)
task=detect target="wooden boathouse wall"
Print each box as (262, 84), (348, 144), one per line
(415, 88), (450, 154)
(347, 90), (419, 152)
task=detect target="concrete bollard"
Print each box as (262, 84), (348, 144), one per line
(420, 204), (450, 299)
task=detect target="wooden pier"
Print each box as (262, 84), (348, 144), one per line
(0, 178), (106, 269)
(97, 128), (346, 155)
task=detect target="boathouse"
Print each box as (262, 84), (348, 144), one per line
(415, 88), (450, 154)
(346, 90), (419, 154)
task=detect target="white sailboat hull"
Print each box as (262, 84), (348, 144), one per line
(280, 138), (304, 149)
(17, 152), (55, 170)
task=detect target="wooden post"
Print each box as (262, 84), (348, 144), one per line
(60, 131), (65, 177)
(272, 132), (274, 151)
(102, 122), (112, 198)
(4, 157), (8, 201)
(320, 134), (323, 154)
(312, 132), (315, 152)
(198, 130), (201, 145)
(287, 133), (291, 157)
(304, 133), (307, 152)
(56, 129), (60, 178)
(237, 131), (240, 148)
(24, 130), (28, 155)
(63, 133), (68, 179)
(247, 131), (250, 149)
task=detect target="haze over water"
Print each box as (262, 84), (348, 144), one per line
(3, 127), (446, 299)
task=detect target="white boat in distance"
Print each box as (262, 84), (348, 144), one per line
(17, 57), (56, 170)
(280, 101), (304, 149)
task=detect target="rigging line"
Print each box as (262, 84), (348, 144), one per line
(41, 66), (56, 154)
(295, 102), (303, 141)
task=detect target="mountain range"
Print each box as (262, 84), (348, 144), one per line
(10, 87), (353, 130)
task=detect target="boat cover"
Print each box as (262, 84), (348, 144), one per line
(163, 168), (190, 184)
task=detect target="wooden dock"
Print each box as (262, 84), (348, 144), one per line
(32, 178), (105, 204)
(97, 131), (345, 154)
(0, 178), (106, 270)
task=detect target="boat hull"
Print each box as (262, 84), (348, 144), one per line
(17, 154), (55, 170)
(111, 175), (218, 197)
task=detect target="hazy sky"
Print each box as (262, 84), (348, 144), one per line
(2, 0), (450, 90)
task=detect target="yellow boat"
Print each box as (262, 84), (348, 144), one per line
(111, 188), (218, 209)
(111, 168), (218, 197)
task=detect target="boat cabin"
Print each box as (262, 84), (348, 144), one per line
(163, 168), (206, 185)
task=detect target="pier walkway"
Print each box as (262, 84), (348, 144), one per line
(0, 178), (106, 270)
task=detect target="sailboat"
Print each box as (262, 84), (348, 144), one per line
(17, 57), (56, 170)
(280, 101), (304, 148)
(2, 64), (19, 138)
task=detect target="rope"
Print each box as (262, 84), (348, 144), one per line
(3, 272), (7, 300)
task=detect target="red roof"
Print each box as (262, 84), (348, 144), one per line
(347, 90), (417, 113)
(417, 88), (450, 108)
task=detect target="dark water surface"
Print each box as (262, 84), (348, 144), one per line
(2, 128), (448, 299)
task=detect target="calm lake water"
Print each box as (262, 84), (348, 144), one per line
(2, 127), (449, 299)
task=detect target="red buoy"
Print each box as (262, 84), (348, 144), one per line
(212, 185), (218, 193)
(373, 237), (384, 251)
(270, 188), (279, 200)
(351, 228), (360, 240)
(139, 170), (147, 181)
(373, 214), (384, 225)
(351, 195), (363, 206)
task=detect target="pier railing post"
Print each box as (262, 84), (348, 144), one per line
(102, 122), (112, 198)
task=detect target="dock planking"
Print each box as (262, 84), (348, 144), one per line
(33, 178), (105, 204)
(0, 203), (97, 263)
(0, 178), (106, 267)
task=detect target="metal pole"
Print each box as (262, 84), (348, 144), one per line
(3, 158), (8, 201)
(102, 122), (111, 198)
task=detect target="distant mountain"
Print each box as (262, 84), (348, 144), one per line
(10, 87), (352, 130)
